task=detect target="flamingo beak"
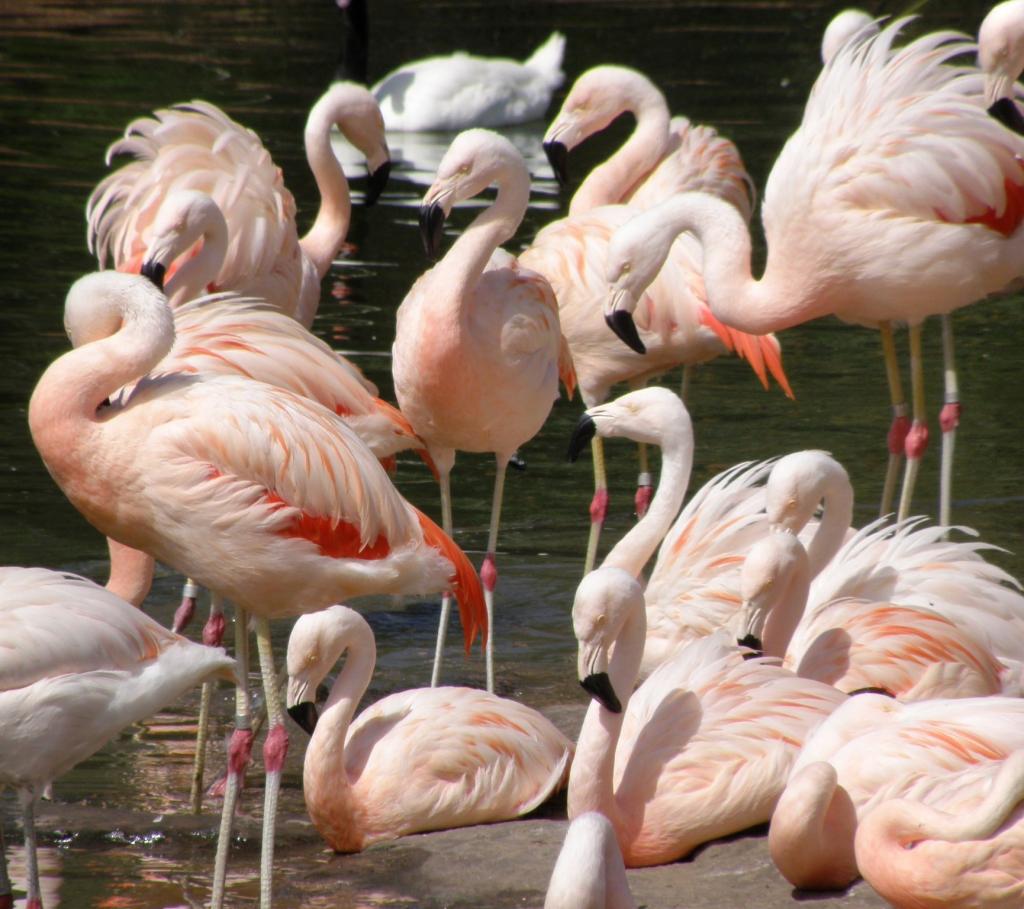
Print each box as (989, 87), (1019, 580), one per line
(140, 260), (166, 291)
(567, 413), (597, 462)
(605, 309), (646, 355)
(287, 701), (319, 735)
(580, 671), (622, 713)
(736, 633), (764, 659)
(419, 200), (447, 261)
(364, 160), (391, 206)
(543, 140), (569, 187)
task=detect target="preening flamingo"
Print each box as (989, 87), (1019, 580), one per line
(0, 566), (235, 909)
(769, 692), (1024, 889)
(370, 28), (566, 131)
(855, 748), (1024, 909)
(820, 9), (878, 66)
(980, 0), (1024, 133)
(392, 128), (574, 692)
(604, 19), (1024, 524)
(544, 813), (636, 909)
(28, 271), (486, 909)
(566, 390), (844, 865)
(286, 605), (571, 851)
(87, 81), (390, 326)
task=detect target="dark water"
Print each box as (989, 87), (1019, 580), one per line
(1, 0), (1022, 905)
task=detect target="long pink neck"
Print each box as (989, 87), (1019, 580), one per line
(105, 538), (155, 607)
(302, 623), (375, 852)
(761, 539), (813, 659)
(299, 103), (352, 280)
(568, 599), (646, 839)
(164, 210), (228, 307)
(569, 88), (671, 215)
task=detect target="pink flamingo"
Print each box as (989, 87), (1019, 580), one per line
(392, 128), (575, 692)
(87, 81), (390, 326)
(604, 19), (1024, 525)
(286, 604), (571, 851)
(855, 748), (1024, 908)
(0, 566), (235, 909)
(544, 812), (636, 909)
(980, 1), (1024, 132)
(566, 389), (845, 866)
(769, 692), (1024, 890)
(28, 271), (486, 909)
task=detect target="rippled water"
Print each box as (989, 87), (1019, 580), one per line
(1, 0), (1022, 905)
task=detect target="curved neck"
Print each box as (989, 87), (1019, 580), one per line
(300, 103), (352, 280)
(602, 435), (693, 578)
(105, 538), (155, 607)
(435, 168), (530, 300)
(647, 192), (821, 334)
(302, 621), (376, 849)
(569, 92), (670, 215)
(568, 597), (646, 831)
(165, 216), (228, 307)
(761, 539), (813, 659)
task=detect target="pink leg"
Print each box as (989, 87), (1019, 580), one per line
(634, 442), (653, 518)
(256, 618), (287, 909)
(897, 323), (929, 522)
(584, 436), (609, 576)
(878, 321), (908, 517)
(191, 596), (227, 814)
(938, 313), (960, 528)
(172, 578), (201, 634)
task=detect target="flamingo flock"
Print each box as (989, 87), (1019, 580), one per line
(7, 4), (1024, 909)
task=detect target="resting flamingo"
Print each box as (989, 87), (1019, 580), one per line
(286, 604), (571, 851)
(87, 81), (390, 326)
(769, 692), (1024, 890)
(603, 19), (1024, 524)
(544, 812), (636, 909)
(28, 271), (486, 909)
(0, 566), (235, 909)
(392, 128), (574, 692)
(855, 748), (1024, 908)
(566, 390), (845, 865)
(980, 0), (1024, 133)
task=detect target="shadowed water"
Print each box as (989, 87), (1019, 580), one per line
(1, 0), (1021, 906)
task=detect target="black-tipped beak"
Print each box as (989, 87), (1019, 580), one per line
(580, 672), (622, 713)
(288, 701), (319, 735)
(567, 413), (597, 463)
(605, 309), (646, 355)
(140, 260), (166, 291)
(419, 200), (447, 261)
(988, 98), (1024, 136)
(543, 140), (569, 187)
(736, 633), (763, 659)
(364, 160), (391, 206)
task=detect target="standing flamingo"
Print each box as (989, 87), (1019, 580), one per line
(769, 692), (1024, 890)
(544, 813), (636, 909)
(855, 748), (1024, 908)
(392, 128), (574, 692)
(0, 566), (235, 909)
(980, 0), (1024, 133)
(603, 20), (1024, 524)
(286, 605), (571, 851)
(565, 389), (845, 865)
(87, 81), (390, 326)
(28, 271), (486, 909)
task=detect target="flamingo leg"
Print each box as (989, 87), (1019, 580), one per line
(878, 321), (909, 517)
(430, 465), (455, 687)
(635, 442), (653, 519)
(679, 363), (694, 403)
(897, 322), (929, 522)
(210, 608), (253, 909)
(19, 796), (39, 909)
(480, 457), (509, 693)
(939, 313), (960, 528)
(255, 617), (287, 909)
(583, 436), (608, 576)
(0, 820), (11, 909)
(190, 594), (226, 814)
(173, 577), (202, 634)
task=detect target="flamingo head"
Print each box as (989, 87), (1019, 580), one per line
(140, 190), (227, 297)
(568, 387), (691, 461)
(737, 532), (806, 656)
(979, 0), (1024, 107)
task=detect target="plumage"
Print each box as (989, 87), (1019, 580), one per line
(544, 813), (636, 909)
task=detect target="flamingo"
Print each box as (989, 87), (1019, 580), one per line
(855, 748), (1024, 908)
(86, 81), (390, 327)
(769, 691), (1024, 890)
(27, 271), (486, 909)
(532, 64), (769, 562)
(565, 389), (845, 865)
(286, 604), (571, 851)
(0, 566), (235, 909)
(820, 9), (878, 66)
(392, 128), (574, 692)
(603, 19), (1024, 525)
(543, 813), (636, 909)
(980, 0), (1024, 133)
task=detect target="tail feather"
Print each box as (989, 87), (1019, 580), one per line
(698, 306), (794, 398)
(558, 333), (577, 400)
(416, 510), (487, 653)
(524, 31), (566, 88)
